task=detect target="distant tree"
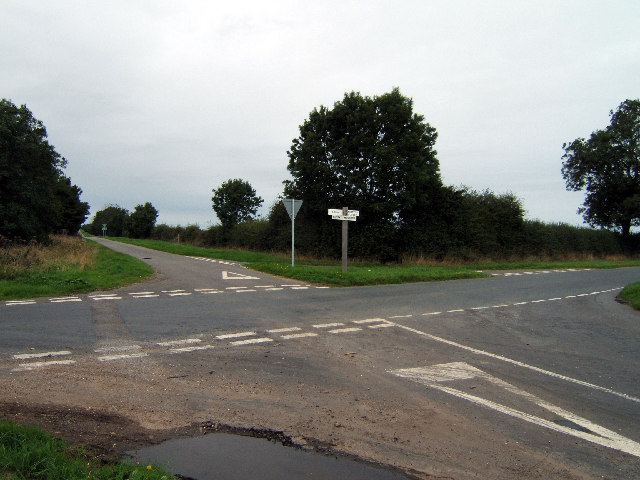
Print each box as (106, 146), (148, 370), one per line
(128, 202), (158, 238)
(562, 99), (640, 237)
(87, 205), (129, 237)
(283, 88), (444, 259)
(212, 178), (263, 228)
(0, 99), (87, 241)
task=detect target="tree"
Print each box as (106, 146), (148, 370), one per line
(86, 205), (129, 237)
(52, 176), (90, 234)
(129, 202), (158, 238)
(212, 179), (263, 228)
(0, 99), (88, 241)
(283, 88), (444, 259)
(562, 99), (640, 237)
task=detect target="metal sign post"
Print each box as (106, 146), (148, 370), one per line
(283, 199), (303, 266)
(102, 224), (107, 237)
(328, 207), (359, 272)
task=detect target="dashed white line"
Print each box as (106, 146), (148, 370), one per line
(353, 318), (387, 324)
(230, 338), (273, 346)
(49, 297), (82, 303)
(422, 312), (442, 316)
(157, 338), (202, 347)
(447, 309), (464, 313)
(313, 322), (345, 328)
(13, 360), (76, 371)
(94, 345), (141, 353)
(13, 350), (72, 360)
(5, 300), (37, 306)
(97, 353), (148, 362)
(281, 332), (319, 339)
(266, 327), (302, 334)
(235, 289), (257, 293)
(328, 327), (362, 334)
(169, 345), (214, 353)
(368, 323), (394, 329)
(389, 314), (413, 318)
(216, 331), (256, 340)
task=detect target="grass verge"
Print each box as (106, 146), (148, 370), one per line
(618, 281), (640, 310)
(0, 236), (153, 301)
(98, 237), (640, 287)
(0, 420), (175, 480)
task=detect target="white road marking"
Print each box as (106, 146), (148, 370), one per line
(5, 300), (37, 306)
(13, 350), (72, 360)
(368, 323), (394, 329)
(256, 285), (276, 288)
(266, 327), (302, 333)
(49, 297), (82, 303)
(391, 362), (640, 458)
(90, 295), (122, 301)
(131, 294), (160, 298)
(492, 304), (509, 308)
(548, 297), (562, 301)
(291, 286), (310, 290)
(226, 286), (248, 290)
(513, 301), (529, 305)
(130, 291), (155, 295)
(216, 331), (256, 340)
(388, 321), (640, 404)
(422, 312), (442, 316)
(222, 271), (260, 280)
(13, 360), (76, 371)
(169, 345), (215, 353)
(281, 332), (319, 339)
(447, 309), (464, 313)
(94, 345), (141, 353)
(328, 327), (362, 334)
(230, 337), (273, 346)
(235, 289), (257, 293)
(162, 289), (186, 293)
(281, 284), (301, 287)
(265, 288), (284, 291)
(353, 318), (387, 324)
(389, 314), (413, 318)
(471, 306), (490, 311)
(157, 338), (202, 347)
(97, 353), (148, 362)
(313, 322), (345, 328)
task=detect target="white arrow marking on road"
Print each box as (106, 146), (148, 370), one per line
(222, 271), (260, 280)
(391, 362), (640, 458)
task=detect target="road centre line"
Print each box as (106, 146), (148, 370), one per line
(13, 350), (71, 360)
(388, 321), (640, 404)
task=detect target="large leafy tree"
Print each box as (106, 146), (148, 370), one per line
(212, 179), (263, 228)
(128, 202), (159, 238)
(562, 99), (640, 237)
(0, 99), (88, 241)
(86, 205), (129, 237)
(284, 88), (444, 259)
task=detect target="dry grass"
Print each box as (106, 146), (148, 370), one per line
(0, 235), (95, 280)
(401, 252), (635, 266)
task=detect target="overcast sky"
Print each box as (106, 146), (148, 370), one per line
(2, 1), (639, 227)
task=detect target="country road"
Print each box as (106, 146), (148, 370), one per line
(1, 237), (639, 479)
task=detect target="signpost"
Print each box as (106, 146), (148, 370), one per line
(102, 224), (107, 237)
(328, 207), (359, 272)
(282, 199), (303, 266)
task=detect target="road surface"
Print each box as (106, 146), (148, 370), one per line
(1, 237), (639, 479)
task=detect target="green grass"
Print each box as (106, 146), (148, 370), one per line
(0, 240), (154, 301)
(0, 420), (175, 480)
(619, 281), (640, 310)
(97, 237), (640, 287)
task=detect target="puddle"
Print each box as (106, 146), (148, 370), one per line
(131, 433), (412, 480)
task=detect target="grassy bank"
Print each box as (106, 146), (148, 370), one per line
(0, 235), (153, 300)
(619, 282), (640, 310)
(0, 420), (174, 479)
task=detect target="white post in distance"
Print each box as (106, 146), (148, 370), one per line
(283, 199), (303, 267)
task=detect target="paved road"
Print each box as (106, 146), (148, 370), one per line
(1, 238), (639, 479)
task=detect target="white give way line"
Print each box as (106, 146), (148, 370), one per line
(391, 362), (640, 458)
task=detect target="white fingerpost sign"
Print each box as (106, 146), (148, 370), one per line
(282, 199), (303, 266)
(102, 224), (107, 237)
(328, 207), (359, 272)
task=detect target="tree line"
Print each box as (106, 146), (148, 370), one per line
(0, 99), (89, 243)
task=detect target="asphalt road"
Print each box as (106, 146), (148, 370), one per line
(1, 237), (639, 479)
